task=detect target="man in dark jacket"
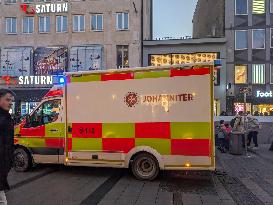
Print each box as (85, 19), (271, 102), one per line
(0, 89), (15, 205)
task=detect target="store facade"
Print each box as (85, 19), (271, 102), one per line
(143, 38), (227, 115)
(0, 0), (152, 117)
(228, 85), (273, 116)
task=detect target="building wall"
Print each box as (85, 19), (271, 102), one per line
(192, 0), (225, 38)
(225, 0), (273, 115)
(143, 38), (227, 112)
(0, 0), (152, 70)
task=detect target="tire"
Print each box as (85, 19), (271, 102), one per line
(131, 153), (159, 181)
(14, 148), (32, 172)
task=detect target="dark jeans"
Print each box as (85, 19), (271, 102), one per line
(219, 138), (227, 152)
(242, 134), (246, 147)
(247, 131), (258, 147)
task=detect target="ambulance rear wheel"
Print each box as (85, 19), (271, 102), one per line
(131, 153), (159, 181)
(14, 148), (32, 172)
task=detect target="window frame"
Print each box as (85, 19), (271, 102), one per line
(252, 64), (266, 84)
(270, 64), (273, 84)
(270, 28), (273, 48)
(22, 17), (34, 34)
(5, 0), (17, 4)
(252, 0), (265, 14)
(271, 0), (273, 13)
(5, 17), (17, 34)
(252, 29), (266, 49)
(39, 16), (50, 33)
(116, 12), (129, 31)
(116, 45), (129, 68)
(73, 15), (85, 32)
(91, 13), (103, 31)
(235, 30), (248, 50)
(235, 0), (248, 15)
(22, 0), (34, 3)
(234, 65), (248, 84)
(56, 15), (68, 33)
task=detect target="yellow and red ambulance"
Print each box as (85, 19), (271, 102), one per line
(14, 62), (215, 180)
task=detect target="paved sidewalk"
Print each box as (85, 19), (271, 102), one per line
(248, 144), (273, 163)
(216, 144), (273, 205)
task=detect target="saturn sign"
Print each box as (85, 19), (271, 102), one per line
(20, 2), (68, 14)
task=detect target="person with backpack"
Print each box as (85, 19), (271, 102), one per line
(246, 114), (261, 149)
(224, 123), (232, 151)
(233, 111), (246, 147)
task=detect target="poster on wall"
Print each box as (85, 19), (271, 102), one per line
(34, 47), (68, 75)
(69, 46), (103, 72)
(0, 47), (32, 77)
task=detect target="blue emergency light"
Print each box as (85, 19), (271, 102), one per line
(59, 76), (65, 84)
(52, 75), (66, 85)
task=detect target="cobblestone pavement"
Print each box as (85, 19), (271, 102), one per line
(5, 145), (273, 205)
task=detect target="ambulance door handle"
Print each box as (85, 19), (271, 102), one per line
(50, 129), (59, 132)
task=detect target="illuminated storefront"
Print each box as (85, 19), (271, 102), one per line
(232, 88), (273, 116)
(149, 53), (218, 66)
(21, 102), (39, 116)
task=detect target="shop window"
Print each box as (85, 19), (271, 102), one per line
(235, 65), (247, 84)
(252, 64), (265, 84)
(214, 100), (221, 116)
(5, 0), (16, 3)
(116, 12), (129, 30)
(235, 30), (247, 50)
(271, 65), (273, 84)
(69, 46), (103, 72)
(39, 16), (50, 33)
(73, 15), (85, 32)
(253, 104), (273, 116)
(21, 102), (39, 116)
(9, 102), (15, 115)
(5, 17), (17, 34)
(23, 17), (34, 34)
(235, 0), (248, 15)
(172, 53), (217, 65)
(22, 0), (34, 2)
(117, 45), (129, 68)
(253, 0), (265, 14)
(150, 55), (171, 66)
(234, 103), (251, 114)
(252, 29), (265, 49)
(149, 53), (217, 66)
(56, 16), (67, 33)
(91, 14), (103, 31)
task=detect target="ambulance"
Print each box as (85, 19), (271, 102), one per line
(13, 62), (216, 180)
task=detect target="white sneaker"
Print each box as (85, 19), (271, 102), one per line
(252, 147), (259, 150)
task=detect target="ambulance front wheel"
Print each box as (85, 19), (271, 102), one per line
(14, 147), (33, 172)
(131, 153), (159, 181)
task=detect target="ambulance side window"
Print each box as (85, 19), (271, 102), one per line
(26, 100), (61, 128)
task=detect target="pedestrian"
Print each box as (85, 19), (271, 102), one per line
(225, 123), (232, 151)
(0, 89), (15, 205)
(217, 120), (228, 153)
(246, 114), (261, 149)
(233, 111), (246, 147)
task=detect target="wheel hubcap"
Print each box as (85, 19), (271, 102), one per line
(137, 158), (154, 177)
(15, 152), (25, 168)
